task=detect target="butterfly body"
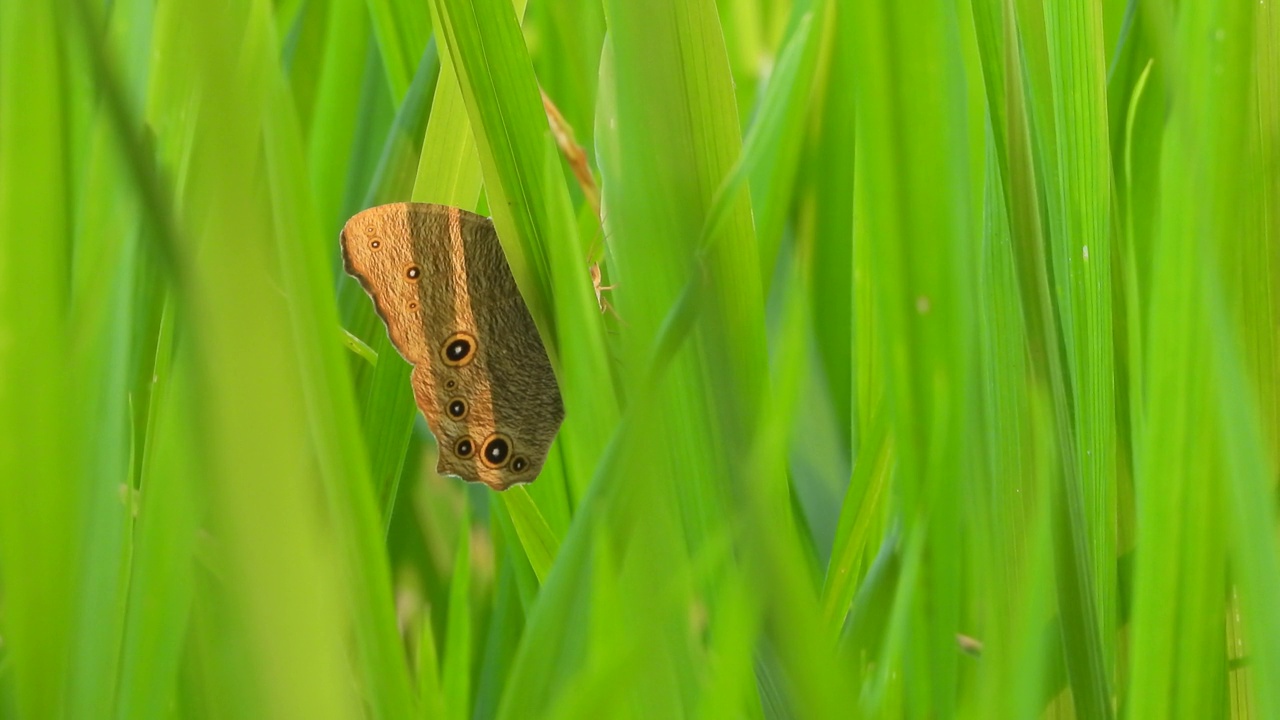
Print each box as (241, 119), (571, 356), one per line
(341, 203), (563, 490)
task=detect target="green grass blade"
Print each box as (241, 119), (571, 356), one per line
(1249, 0), (1280, 469)
(305, 0), (369, 235)
(470, 559), (525, 719)
(802, 2), (859, 445)
(282, 0), (332, 135)
(500, 488), (558, 582)
(428, 0), (561, 329)
(525, 0), (606, 154)
(441, 516), (472, 720)
(59, 2), (173, 712)
(601, 0), (769, 452)
(141, 1), (364, 715)
(979, 1), (1115, 712)
(365, 0), (433, 101)
(537, 122), (619, 513)
(414, 608), (447, 719)
(1210, 287), (1280, 720)
(1127, 2), (1266, 717)
(968, 127), (1052, 716)
(820, 414), (891, 634)
(746, 8), (822, 284)
(744, 253), (849, 717)
(0, 2), (77, 716)
(115, 304), (199, 720)
(1044, 1), (1118, 697)
(261, 43), (418, 720)
(362, 41), (441, 211)
(849, 1), (975, 715)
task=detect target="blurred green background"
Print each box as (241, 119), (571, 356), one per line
(1, 0), (1277, 717)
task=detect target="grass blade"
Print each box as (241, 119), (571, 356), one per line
(848, 1), (975, 715)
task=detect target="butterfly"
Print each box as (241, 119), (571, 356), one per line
(341, 203), (563, 490)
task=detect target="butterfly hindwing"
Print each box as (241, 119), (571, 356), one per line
(341, 203), (563, 489)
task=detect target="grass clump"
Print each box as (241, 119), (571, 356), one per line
(0, 0), (1276, 717)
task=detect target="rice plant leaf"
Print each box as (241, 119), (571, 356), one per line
(1253, 0), (1280, 455)
(500, 488), (558, 583)
(127, 1), (370, 716)
(0, 2), (78, 715)
(745, 9), (821, 284)
(305, 0), (369, 235)
(848, 1), (975, 715)
(259, 9), (419, 715)
(803, 1), (859, 445)
(1128, 2), (1267, 717)
(744, 252), (848, 717)
(470, 562), (526, 719)
(600, 0), (769, 467)
(968, 126), (1053, 716)
(441, 517), (472, 720)
(414, 611), (447, 719)
(523, 0), (605, 153)
(820, 413), (891, 634)
(1043, 1), (1118, 694)
(428, 0), (561, 333)
(58, 2), (165, 713)
(114, 305), (200, 719)
(365, 0), (433, 101)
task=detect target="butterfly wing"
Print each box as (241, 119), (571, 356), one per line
(341, 203), (564, 490)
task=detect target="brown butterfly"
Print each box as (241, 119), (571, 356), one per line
(341, 203), (563, 490)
